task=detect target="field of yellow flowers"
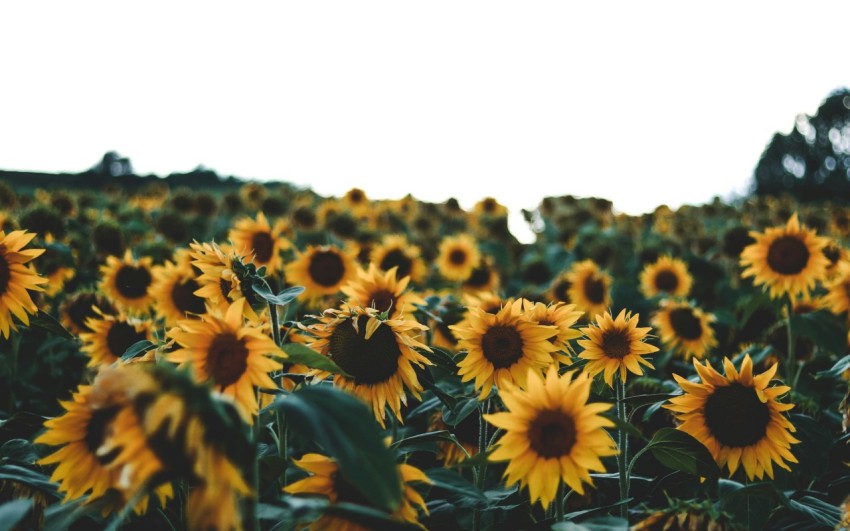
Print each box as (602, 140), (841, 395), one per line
(0, 180), (848, 530)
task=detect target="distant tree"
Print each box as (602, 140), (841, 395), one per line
(91, 151), (133, 177)
(753, 88), (850, 201)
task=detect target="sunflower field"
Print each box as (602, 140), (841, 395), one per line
(0, 179), (849, 531)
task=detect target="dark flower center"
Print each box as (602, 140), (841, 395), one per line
(653, 269), (679, 293)
(106, 321), (148, 358)
(703, 382), (771, 448)
(668, 308), (703, 340)
(823, 244), (841, 266)
(766, 236), (810, 275)
(481, 325), (524, 369)
(0, 252), (9, 296)
(329, 315), (402, 385)
(601, 330), (631, 359)
(582, 275), (605, 304)
(114, 265), (152, 299)
(379, 249), (413, 279)
(251, 231), (275, 264)
(85, 406), (122, 463)
(206, 333), (249, 388)
(528, 409), (577, 458)
(368, 289), (396, 314)
(553, 279), (572, 303)
(293, 207), (317, 229)
(66, 294), (114, 333)
(308, 251), (345, 287)
(449, 249), (468, 266)
(465, 264), (492, 288)
(171, 279), (206, 316)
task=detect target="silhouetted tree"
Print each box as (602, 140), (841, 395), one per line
(753, 88), (850, 201)
(91, 151), (133, 177)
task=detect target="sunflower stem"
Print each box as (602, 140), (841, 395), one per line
(472, 398), (490, 531)
(616, 376), (629, 521)
(277, 409), (288, 487)
(555, 482), (566, 521)
(246, 390), (261, 531)
(784, 302), (797, 388)
(4, 334), (20, 413)
(269, 303), (282, 347)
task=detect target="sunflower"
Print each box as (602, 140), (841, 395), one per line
(451, 299), (558, 401)
(520, 300), (583, 365)
(285, 452), (430, 531)
(286, 245), (357, 302)
(150, 259), (207, 325)
(565, 260), (612, 318)
(370, 235), (427, 284)
(167, 298), (284, 421)
(822, 239), (847, 278)
(652, 300), (717, 361)
(341, 263), (425, 319)
(823, 262), (850, 315)
(190, 241), (259, 322)
(80, 311), (153, 366)
(740, 213), (830, 299)
(305, 305), (432, 426)
(462, 291), (507, 315)
(484, 366), (617, 509)
(342, 187), (370, 214)
(472, 196), (508, 218)
(60, 291), (116, 335)
(462, 257), (501, 294)
(577, 309), (658, 387)
(0, 230), (48, 338)
(639, 256), (693, 299)
(549, 272), (573, 304)
(229, 212), (291, 274)
(99, 250), (155, 315)
(665, 355), (799, 480)
(436, 234), (481, 282)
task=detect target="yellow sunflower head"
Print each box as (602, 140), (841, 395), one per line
(451, 299), (558, 400)
(0, 230), (48, 338)
(484, 366), (617, 509)
(519, 299), (583, 364)
(99, 250), (155, 315)
(229, 211), (291, 275)
(740, 213), (830, 300)
(189, 240), (260, 323)
(167, 298), (284, 422)
(639, 256), (693, 299)
(549, 272), (573, 304)
(80, 311), (153, 367)
(578, 309), (659, 387)
(652, 300), (717, 361)
(472, 197), (508, 218)
(666, 354), (799, 480)
(565, 260), (612, 318)
(823, 262), (850, 315)
(436, 234), (481, 282)
(462, 257), (501, 294)
(370, 235), (427, 284)
(305, 305), (432, 426)
(822, 239), (847, 278)
(286, 245), (357, 302)
(342, 187), (370, 212)
(150, 259), (207, 326)
(285, 452), (430, 530)
(341, 263), (425, 319)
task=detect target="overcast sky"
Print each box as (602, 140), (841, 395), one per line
(1, 2), (848, 240)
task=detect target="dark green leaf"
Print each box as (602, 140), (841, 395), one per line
(791, 310), (848, 356)
(562, 498), (633, 521)
(0, 439), (37, 463)
(601, 413), (642, 440)
(280, 343), (351, 377)
(0, 464), (58, 494)
(553, 516), (630, 531)
(275, 386), (402, 512)
(715, 479), (788, 530)
(253, 284), (305, 307)
(120, 339), (155, 361)
(424, 347), (458, 372)
(27, 311), (74, 339)
(424, 468), (488, 509)
(390, 430), (460, 455)
(788, 496), (841, 528)
(639, 428), (720, 478)
(442, 397), (479, 427)
(622, 393), (679, 407)
(325, 502), (422, 531)
(816, 354), (850, 379)
(788, 414), (831, 476)
(0, 499), (33, 530)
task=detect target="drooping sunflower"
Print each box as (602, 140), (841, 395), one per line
(305, 305), (432, 426)
(740, 213), (830, 299)
(451, 299), (558, 400)
(0, 230), (48, 338)
(341, 264), (425, 319)
(370, 235), (426, 284)
(823, 262), (850, 315)
(520, 300), (583, 365)
(80, 311), (153, 366)
(150, 259), (207, 325)
(167, 298), (284, 421)
(190, 241), (259, 322)
(665, 355), (799, 480)
(436, 234), (481, 282)
(229, 211), (291, 275)
(99, 250), (155, 315)
(578, 309), (659, 387)
(566, 260), (612, 318)
(652, 300), (717, 361)
(484, 366), (617, 509)
(639, 256), (693, 299)
(285, 452), (430, 531)
(286, 245), (357, 302)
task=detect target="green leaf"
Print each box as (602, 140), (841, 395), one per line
(424, 347), (458, 372)
(715, 480), (788, 530)
(442, 397), (479, 427)
(253, 284), (305, 307)
(788, 414), (831, 476)
(0, 499), (33, 530)
(424, 468), (488, 509)
(120, 339), (156, 362)
(632, 428), (720, 479)
(275, 386), (402, 512)
(816, 354), (850, 379)
(389, 430), (460, 455)
(788, 496), (841, 528)
(791, 310), (848, 356)
(601, 413), (641, 440)
(0, 439), (37, 463)
(280, 343), (352, 377)
(562, 499), (633, 521)
(553, 515), (630, 530)
(325, 502), (423, 531)
(622, 392), (679, 407)
(27, 310), (74, 339)
(0, 464), (58, 494)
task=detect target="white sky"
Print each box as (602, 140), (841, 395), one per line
(1, 2), (848, 242)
